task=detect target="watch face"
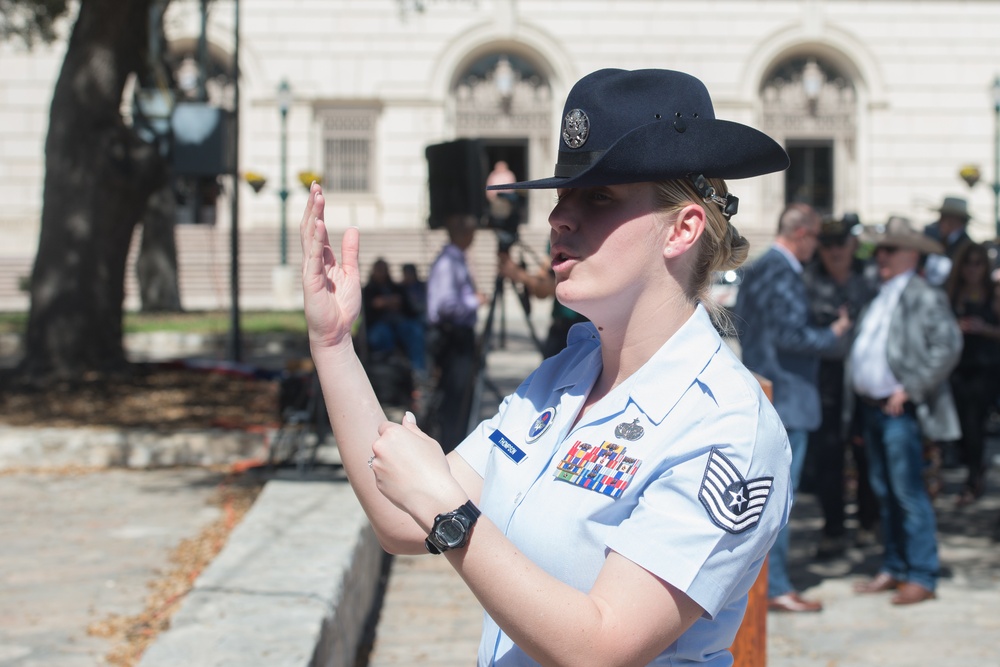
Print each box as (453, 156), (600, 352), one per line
(437, 517), (467, 548)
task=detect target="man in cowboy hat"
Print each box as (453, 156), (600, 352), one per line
(923, 196), (973, 285)
(850, 216), (962, 606)
(802, 213), (879, 559)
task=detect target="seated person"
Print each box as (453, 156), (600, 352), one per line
(362, 258), (426, 376)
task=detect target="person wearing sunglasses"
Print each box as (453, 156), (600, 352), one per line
(850, 217), (962, 606)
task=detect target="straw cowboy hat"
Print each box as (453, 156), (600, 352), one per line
(861, 216), (944, 255)
(487, 69), (789, 192)
(934, 196), (972, 220)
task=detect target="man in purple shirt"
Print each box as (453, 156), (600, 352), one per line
(426, 215), (486, 452)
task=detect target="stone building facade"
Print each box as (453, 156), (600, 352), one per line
(1, 0), (999, 311)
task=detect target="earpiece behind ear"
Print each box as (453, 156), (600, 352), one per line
(690, 174), (738, 221)
(724, 194), (739, 219)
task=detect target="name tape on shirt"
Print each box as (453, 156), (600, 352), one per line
(698, 447), (773, 534)
(490, 429), (526, 464)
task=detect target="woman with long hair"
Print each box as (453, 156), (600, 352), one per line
(943, 242), (1000, 505)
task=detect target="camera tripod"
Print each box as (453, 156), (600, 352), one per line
(465, 238), (546, 434)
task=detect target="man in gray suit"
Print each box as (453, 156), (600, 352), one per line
(850, 217), (962, 606)
(733, 203), (852, 613)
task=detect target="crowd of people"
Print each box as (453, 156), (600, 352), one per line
(733, 195), (1000, 611)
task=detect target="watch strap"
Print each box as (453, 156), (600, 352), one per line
(456, 499), (481, 523)
(424, 536), (442, 555)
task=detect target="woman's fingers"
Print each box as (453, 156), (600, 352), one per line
(299, 182), (320, 256)
(375, 417), (434, 453)
(301, 188), (338, 284)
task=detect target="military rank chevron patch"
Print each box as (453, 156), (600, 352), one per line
(698, 447), (773, 534)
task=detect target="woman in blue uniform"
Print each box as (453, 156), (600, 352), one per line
(300, 69), (792, 666)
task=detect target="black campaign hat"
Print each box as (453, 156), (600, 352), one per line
(818, 213), (861, 244)
(488, 68), (789, 191)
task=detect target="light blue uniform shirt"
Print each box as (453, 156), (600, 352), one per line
(456, 305), (792, 666)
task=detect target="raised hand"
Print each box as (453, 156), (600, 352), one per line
(830, 305), (853, 338)
(299, 183), (362, 349)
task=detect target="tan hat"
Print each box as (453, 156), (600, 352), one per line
(860, 216), (944, 255)
(934, 196), (972, 220)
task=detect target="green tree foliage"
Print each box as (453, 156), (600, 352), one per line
(0, 0), (69, 45)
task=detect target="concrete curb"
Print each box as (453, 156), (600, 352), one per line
(139, 479), (386, 667)
(0, 425), (269, 470)
(0, 331), (310, 367)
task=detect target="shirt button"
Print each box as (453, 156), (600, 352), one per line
(513, 492), (523, 504)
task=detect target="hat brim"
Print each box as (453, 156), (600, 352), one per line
(859, 231), (944, 255)
(488, 118), (789, 191)
(936, 207), (972, 220)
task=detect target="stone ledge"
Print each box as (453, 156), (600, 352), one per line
(139, 479), (386, 667)
(0, 425), (269, 470)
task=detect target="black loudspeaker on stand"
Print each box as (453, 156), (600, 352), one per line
(425, 138), (488, 229)
(423, 138), (544, 438)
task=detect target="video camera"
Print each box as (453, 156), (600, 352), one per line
(425, 139), (524, 253)
(486, 190), (524, 253)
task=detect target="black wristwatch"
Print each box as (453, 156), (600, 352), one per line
(424, 500), (481, 555)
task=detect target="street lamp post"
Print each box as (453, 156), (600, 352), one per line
(277, 79), (292, 265)
(992, 76), (1000, 240)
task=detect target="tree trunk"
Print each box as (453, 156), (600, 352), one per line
(22, 0), (165, 378)
(137, 182), (183, 312)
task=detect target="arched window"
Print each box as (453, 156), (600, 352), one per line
(761, 56), (858, 216)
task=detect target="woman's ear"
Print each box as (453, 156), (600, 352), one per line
(664, 204), (706, 259)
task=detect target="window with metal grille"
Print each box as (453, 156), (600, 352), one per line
(321, 110), (375, 193)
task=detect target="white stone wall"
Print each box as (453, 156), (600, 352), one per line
(0, 33), (67, 258)
(2, 0), (1000, 309)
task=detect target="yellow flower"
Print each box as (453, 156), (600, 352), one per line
(298, 170), (323, 190)
(244, 171), (267, 193)
(959, 164), (981, 188)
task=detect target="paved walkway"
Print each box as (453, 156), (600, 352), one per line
(766, 462), (1000, 666)
(0, 468), (225, 666)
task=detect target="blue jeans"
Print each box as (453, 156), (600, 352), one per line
(767, 428), (808, 598)
(858, 402), (939, 591)
(367, 319), (427, 372)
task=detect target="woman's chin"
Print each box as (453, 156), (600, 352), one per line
(554, 285), (590, 316)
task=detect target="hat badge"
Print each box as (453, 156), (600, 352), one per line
(562, 109), (590, 149)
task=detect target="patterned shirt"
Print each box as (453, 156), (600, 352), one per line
(802, 258), (878, 360)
